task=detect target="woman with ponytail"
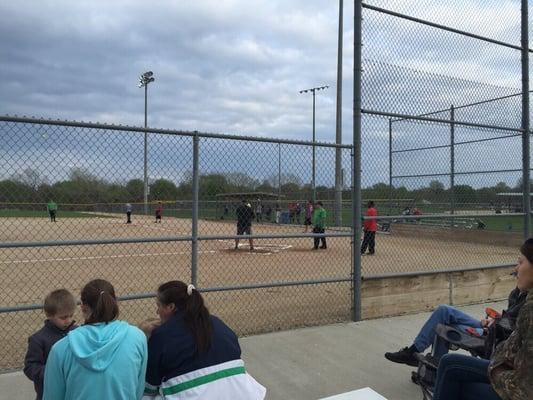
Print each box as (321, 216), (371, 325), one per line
(43, 279), (147, 400)
(143, 281), (266, 400)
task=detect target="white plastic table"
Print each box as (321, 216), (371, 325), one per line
(319, 387), (388, 400)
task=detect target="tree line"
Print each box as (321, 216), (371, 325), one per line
(0, 168), (520, 207)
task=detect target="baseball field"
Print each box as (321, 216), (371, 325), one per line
(0, 213), (518, 370)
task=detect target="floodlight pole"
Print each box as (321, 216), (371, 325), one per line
(335, 0), (344, 226)
(139, 71), (155, 216)
(313, 91), (316, 202)
(144, 84), (148, 215)
(300, 85), (329, 202)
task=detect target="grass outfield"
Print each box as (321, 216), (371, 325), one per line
(0, 209), (116, 218)
(481, 215), (532, 231)
(1, 207), (528, 232)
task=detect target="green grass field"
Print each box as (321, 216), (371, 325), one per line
(0, 209), (116, 219)
(2, 206), (529, 233)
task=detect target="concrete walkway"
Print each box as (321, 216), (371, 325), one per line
(0, 301), (505, 400)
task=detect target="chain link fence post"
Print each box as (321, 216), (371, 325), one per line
(388, 118), (393, 216)
(191, 133), (200, 287)
(521, 0), (530, 239)
(450, 105), (455, 226)
(352, 0), (363, 322)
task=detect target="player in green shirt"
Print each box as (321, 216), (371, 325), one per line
(312, 201), (327, 249)
(47, 200), (57, 222)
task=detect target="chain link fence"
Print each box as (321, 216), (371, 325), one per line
(0, 0), (530, 372)
(0, 116), (354, 371)
(357, 0), (530, 277)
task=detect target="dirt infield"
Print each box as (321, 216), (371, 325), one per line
(0, 215), (518, 370)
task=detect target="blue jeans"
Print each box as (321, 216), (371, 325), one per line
(413, 305), (483, 359)
(433, 354), (501, 400)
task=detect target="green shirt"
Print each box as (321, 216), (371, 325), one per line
(47, 201), (57, 212)
(312, 207), (327, 229)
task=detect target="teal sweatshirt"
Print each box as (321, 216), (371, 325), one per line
(43, 320), (147, 400)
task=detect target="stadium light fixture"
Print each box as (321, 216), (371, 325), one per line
(139, 70), (155, 215)
(299, 85), (329, 202)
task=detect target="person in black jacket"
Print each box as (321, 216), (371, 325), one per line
(235, 199), (255, 251)
(143, 281), (265, 399)
(23, 289), (77, 400)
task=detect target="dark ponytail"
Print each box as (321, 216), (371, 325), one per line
(81, 279), (119, 324)
(157, 281), (213, 353)
(520, 238), (533, 264)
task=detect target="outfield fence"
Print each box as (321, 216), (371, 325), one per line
(0, 0), (530, 372)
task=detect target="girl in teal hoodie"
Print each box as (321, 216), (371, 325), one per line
(43, 279), (147, 400)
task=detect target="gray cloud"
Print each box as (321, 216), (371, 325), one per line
(0, 0), (529, 189)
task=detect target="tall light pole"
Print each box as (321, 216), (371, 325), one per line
(139, 71), (155, 215)
(300, 85), (329, 202)
(335, 0), (344, 226)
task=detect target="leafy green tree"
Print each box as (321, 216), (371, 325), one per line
(453, 185), (477, 205)
(199, 174), (229, 199)
(126, 179), (144, 201)
(150, 179), (179, 200)
(0, 180), (34, 203)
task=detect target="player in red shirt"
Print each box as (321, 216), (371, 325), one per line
(361, 201), (378, 255)
(155, 201), (163, 223)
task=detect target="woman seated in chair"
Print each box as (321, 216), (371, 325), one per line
(432, 238), (533, 400)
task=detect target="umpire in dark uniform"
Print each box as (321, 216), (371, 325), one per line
(235, 199), (255, 251)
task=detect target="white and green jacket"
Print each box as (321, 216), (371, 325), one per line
(143, 359), (265, 399)
(143, 313), (265, 400)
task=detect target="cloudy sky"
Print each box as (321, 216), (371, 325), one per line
(0, 0), (351, 142)
(0, 0), (530, 188)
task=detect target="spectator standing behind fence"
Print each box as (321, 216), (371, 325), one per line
(412, 206), (421, 223)
(255, 200), (262, 223)
(361, 201), (378, 255)
(235, 199), (254, 251)
(431, 238), (533, 400)
(275, 203), (281, 224)
(43, 279), (147, 400)
(304, 200), (313, 232)
(46, 200), (57, 222)
(265, 205), (272, 221)
(155, 201), (163, 223)
(24, 289), (77, 400)
(126, 203), (132, 224)
(312, 201), (327, 250)
(143, 281), (266, 400)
